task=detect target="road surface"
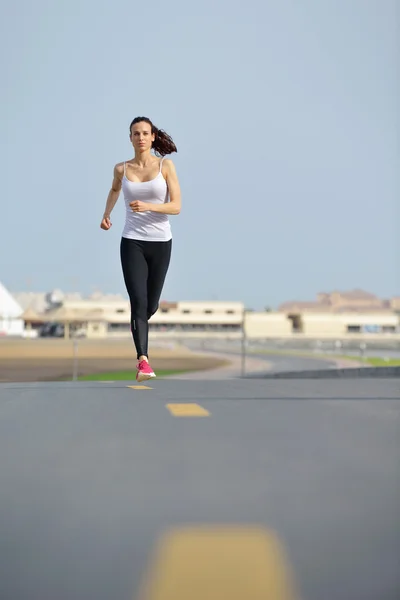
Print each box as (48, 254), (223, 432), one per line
(0, 378), (399, 599)
(177, 339), (347, 378)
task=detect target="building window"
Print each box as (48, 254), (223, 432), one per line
(288, 314), (303, 333)
(182, 310), (191, 314)
(362, 325), (381, 333)
(204, 310), (213, 314)
(108, 323), (131, 331)
(226, 310), (234, 314)
(382, 326), (395, 333)
(161, 308), (169, 313)
(116, 309), (125, 313)
(347, 325), (361, 333)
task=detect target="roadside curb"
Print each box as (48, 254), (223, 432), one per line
(245, 366), (400, 379)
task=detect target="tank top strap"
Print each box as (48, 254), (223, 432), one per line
(123, 162), (126, 177)
(159, 157), (165, 172)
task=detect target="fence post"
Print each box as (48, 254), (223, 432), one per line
(72, 338), (78, 381)
(241, 310), (246, 377)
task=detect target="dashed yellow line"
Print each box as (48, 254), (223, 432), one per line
(137, 526), (298, 600)
(166, 403), (210, 417)
(127, 385), (153, 390)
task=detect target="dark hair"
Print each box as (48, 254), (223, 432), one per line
(129, 116), (177, 157)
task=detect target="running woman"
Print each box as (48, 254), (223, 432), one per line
(100, 117), (181, 381)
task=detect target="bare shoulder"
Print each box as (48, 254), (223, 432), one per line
(114, 162), (125, 179)
(162, 158), (174, 166)
(161, 158), (177, 175)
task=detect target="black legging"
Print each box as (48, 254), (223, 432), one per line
(120, 237), (172, 359)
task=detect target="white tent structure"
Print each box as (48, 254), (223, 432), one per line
(0, 281), (24, 336)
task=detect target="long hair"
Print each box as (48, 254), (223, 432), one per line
(129, 116), (177, 157)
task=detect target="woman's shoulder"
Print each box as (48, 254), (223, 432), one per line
(160, 157), (177, 177)
(160, 157), (175, 170)
(113, 161), (126, 180)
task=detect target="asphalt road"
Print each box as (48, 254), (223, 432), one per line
(181, 339), (343, 374)
(248, 351), (338, 372)
(0, 378), (399, 600)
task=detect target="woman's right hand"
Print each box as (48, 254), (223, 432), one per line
(100, 217), (112, 230)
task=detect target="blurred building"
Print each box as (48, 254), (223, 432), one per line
(276, 289), (399, 338)
(0, 282), (24, 336)
(391, 297), (400, 312)
(3, 284), (400, 340)
(44, 299), (246, 339)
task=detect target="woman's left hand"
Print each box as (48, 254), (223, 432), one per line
(130, 200), (149, 212)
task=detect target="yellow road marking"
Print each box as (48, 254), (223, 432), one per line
(127, 385), (153, 390)
(137, 526), (298, 600)
(166, 403), (210, 417)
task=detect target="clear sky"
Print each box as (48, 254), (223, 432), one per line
(1, 0), (398, 309)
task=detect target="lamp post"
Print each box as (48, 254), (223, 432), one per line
(241, 309), (246, 377)
(72, 337), (79, 381)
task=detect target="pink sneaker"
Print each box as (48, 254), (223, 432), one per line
(136, 359), (156, 382)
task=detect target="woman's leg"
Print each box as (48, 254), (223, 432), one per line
(146, 240), (172, 323)
(120, 237), (150, 360)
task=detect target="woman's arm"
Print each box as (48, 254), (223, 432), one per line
(130, 159), (181, 215)
(103, 164), (123, 218)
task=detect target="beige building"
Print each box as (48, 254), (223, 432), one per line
(41, 299), (245, 339)
(244, 312), (293, 338)
(108, 300), (245, 338)
(242, 310), (399, 339)
(43, 297), (129, 339)
(391, 297), (400, 312)
(277, 289), (399, 338)
(300, 311), (399, 338)
(279, 288), (392, 314)
(11, 287), (400, 340)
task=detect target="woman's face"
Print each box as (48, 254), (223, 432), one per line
(130, 121), (155, 152)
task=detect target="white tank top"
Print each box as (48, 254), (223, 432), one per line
(121, 157), (172, 242)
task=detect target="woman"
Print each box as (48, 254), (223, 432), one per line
(100, 117), (181, 381)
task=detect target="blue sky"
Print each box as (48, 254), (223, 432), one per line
(1, 0), (398, 309)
